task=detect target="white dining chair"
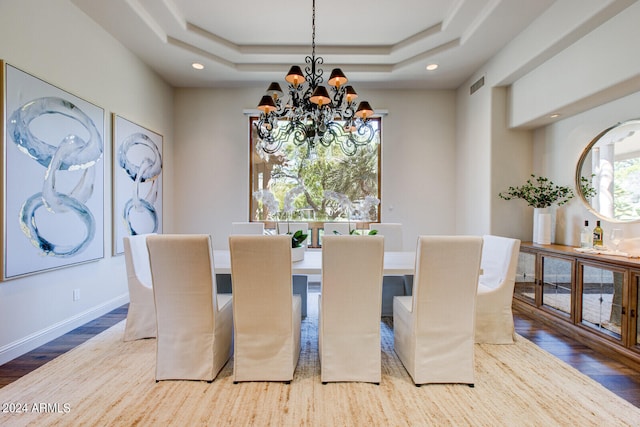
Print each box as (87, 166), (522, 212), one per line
(232, 222), (265, 235)
(220, 222), (266, 294)
(475, 235), (521, 344)
(229, 234), (301, 383)
(122, 233), (157, 341)
(394, 235), (483, 386)
(323, 222), (353, 236)
(370, 222), (407, 316)
(146, 234), (233, 382)
(319, 235), (384, 384)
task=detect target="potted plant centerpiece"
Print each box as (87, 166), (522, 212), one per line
(290, 229), (308, 262)
(499, 174), (574, 244)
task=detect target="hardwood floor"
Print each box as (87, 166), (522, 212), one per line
(1, 302), (639, 408)
(0, 306), (127, 388)
(513, 306), (640, 407)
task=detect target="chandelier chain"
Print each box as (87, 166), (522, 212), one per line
(311, 0), (316, 58)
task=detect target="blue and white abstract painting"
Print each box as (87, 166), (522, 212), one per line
(4, 63), (104, 279)
(113, 114), (163, 255)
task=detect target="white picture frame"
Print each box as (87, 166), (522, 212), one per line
(2, 61), (105, 279)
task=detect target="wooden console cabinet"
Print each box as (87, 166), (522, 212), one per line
(514, 242), (640, 370)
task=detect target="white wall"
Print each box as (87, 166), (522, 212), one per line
(173, 88), (457, 251)
(455, 75), (492, 235)
(0, 0), (173, 364)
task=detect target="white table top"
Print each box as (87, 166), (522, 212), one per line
(213, 249), (415, 275)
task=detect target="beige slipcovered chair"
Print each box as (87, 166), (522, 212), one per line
(323, 222), (353, 237)
(370, 222), (407, 316)
(122, 233), (157, 341)
(229, 234), (301, 383)
(319, 235), (384, 384)
(146, 234), (233, 382)
(475, 235), (521, 344)
(394, 235), (483, 386)
(218, 222), (266, 294)
(232, 221), (265, 235)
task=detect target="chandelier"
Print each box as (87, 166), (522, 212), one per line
(254, 0), (376, 157)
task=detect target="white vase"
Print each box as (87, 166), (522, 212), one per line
(291, 246), (305, 262)
(533, 207), (552, 244)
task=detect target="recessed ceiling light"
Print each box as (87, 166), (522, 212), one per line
(192, 62), (204, 70)
(426, 64), (438, 71)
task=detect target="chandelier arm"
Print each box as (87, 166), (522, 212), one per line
(305, 55), (323, 89)
(342, 105), (356, 121)
(289, 121), (309, 147)
(331, 86), (346, 114)
(350, 121), (378, 145)
(322, 122), (357, 156)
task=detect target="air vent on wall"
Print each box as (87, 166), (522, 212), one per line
(470, 76), (485, 95)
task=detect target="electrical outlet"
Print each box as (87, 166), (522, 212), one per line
(73, 289), (80, 301)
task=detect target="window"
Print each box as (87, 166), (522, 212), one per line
(250, 117), (381, 244)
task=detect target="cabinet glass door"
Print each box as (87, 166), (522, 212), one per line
(515, 251), (536, 304)
(633, 273), (639, 349)
(541, 255), (573, 316)
(580, 264), (623, 340)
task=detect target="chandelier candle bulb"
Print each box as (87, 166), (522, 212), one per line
(345, 86), (357, 103)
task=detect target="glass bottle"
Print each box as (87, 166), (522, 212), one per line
(580, 220), (592, 248)
(592, 220), (603, 247)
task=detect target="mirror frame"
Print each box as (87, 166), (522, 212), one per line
(575, 118), (640, 224)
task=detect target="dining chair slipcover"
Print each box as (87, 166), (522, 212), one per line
(146, 234), (233, 382)
(370, 222), (407, 316)
(122, 233), (157, 341)
(323, 222), (353, 236)
(232, 222), (265, 235)
(229, 234), (301, 383)
(319, 235), (384, 383)
(219, 222), (266, 294)
(393, 235), (483, 386)
(475, 235), (521, 344)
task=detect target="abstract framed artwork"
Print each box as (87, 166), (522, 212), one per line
(112, 114), (163, 255)
(1, 61), (105, 279)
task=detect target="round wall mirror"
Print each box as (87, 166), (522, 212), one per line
(575, 118), (640, 223)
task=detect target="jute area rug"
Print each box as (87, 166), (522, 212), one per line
(1, 313), (639, 426)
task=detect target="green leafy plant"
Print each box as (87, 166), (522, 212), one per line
(290, 230), (308, 248)
(499, 174), (574, 208)
(579, 174), (597, 200)
(331, 228), (377, 235)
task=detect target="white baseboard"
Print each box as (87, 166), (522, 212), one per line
(0, 294), (129, 365)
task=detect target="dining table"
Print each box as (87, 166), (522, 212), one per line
(213, 249), (416, 275)
(213, 249), (416, 318)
